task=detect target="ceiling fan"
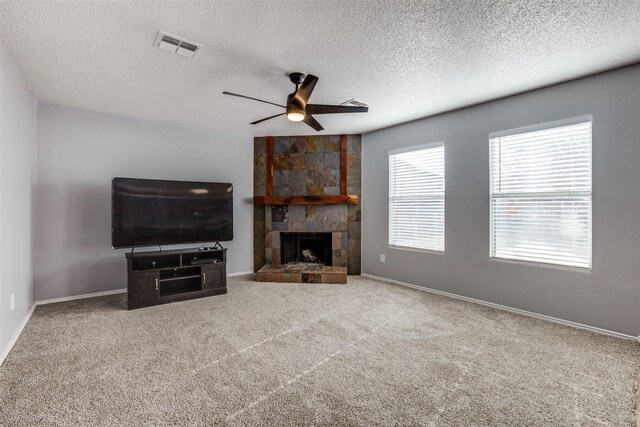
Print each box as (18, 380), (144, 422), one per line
(222, 72), (368, 131)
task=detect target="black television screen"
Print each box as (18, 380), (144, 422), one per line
(112, 178), (233, 248)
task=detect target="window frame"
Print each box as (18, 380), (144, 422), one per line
(388, 141), (445, 254)
(488, 116), (593, 271)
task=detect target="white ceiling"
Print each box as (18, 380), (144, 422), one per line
(1, 1), (639, 137)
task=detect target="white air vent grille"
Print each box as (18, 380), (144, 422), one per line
(340, 98), (368, 108)
(155, 31), (201, 58)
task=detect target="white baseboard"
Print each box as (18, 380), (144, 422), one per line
(36, 288), (126, 306)
(362, 273), (638, 342)
(0, 304), (36, 366)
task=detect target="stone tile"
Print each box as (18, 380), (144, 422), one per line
(265, 206), (272, 223)
(323, 187), (339, 195)
(272, 232), (281, 249)
(347, 153), (361, 187)
(340, 233), (349, 250)
(272, 248), (280, 264)
(304, 205), (319, 221)
(347, 205), (361, 222)
(287, 205), (307, 222)
(272, 205), (289, 222)
(306, 152), (323, 170)
(274, 170), (289, 188)
(254, 254), (265, 272)
(273, 153), (290, 170)
(332, 233), (342, 250)
(305, 222), (325, 232)
(253, 236), (264, 252)
(347, 255), (361, 275)
(347, 134), (361, 153)
(272, 186), (288, 196)
(348, 221), (361, 239)
(254, 220), (265, 236)
(290, 153), (306, 169)
(347, 186), (361, 196)
(271, 221), (289, 231)
(307, 170), (339, 187)
(321, 273), (347, 284)
(292, 186), (307, 195)
(323, 152), (340, 169)
(274, 137), (293, 153)
(332, 249), (342, 266)
(254, 137), (267, 155)
(305, 137), (323, 152)
(349, 239), (361, 256)
(254, 205), (265, 221)
(289, 170), (307, 188)
(256, 272), (302, 283)
(293, 136), (307, 153)
(322, 136), (341, 152)
(302, 273), (321, 283)
(307, 186), (324, 196)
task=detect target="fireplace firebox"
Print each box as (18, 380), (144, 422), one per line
(280, 232), (332, 265)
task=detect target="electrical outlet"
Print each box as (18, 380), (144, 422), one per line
(10, 294), (15, 311)
(380, 254), (386, 263)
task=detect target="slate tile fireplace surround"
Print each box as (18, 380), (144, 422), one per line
(253, 134), (361, 277)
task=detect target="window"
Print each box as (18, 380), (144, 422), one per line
(490, 120), (592, 269)
(389, 143), (445, 252)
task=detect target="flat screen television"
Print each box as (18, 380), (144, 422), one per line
(112, 177), (233, 248)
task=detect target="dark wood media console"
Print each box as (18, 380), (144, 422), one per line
(125, 247), (227, 309)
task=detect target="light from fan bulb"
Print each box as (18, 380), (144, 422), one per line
(286, 111), (305, 122)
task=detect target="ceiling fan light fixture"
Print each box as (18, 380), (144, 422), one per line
(286, 107), (305, 122)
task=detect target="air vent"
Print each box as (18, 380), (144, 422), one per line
(340, 98), (368, 108)
(155, 31), (201, 58)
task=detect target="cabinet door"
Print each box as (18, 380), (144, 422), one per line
(201, 264), (225, 289)
(129, 271), (160, 302)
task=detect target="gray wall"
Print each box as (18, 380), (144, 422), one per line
(362, 64), (640, 337)
(0, 42), (36, 360)
(35, 104), (253, 301)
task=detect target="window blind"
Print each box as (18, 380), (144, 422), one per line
(490, 121), (592, 268)
(389, 143), (445, 251)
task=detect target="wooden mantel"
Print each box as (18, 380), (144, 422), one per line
(254, 134), (358, 206)
(254, 195), (358, 205)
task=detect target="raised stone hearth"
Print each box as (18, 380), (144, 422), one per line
(255, 264), (347, 284)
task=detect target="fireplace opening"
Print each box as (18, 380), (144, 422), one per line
(280, 232), (332, 265)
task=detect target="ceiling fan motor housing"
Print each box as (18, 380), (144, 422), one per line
(286, 93), (305, 121)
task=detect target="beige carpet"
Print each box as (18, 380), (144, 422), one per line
(1, 275), (638, 426)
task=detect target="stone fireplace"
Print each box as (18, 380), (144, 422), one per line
(253, 134), (361, 281)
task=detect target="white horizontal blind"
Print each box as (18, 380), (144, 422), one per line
(389, 143), (445, 251)
(490, 121), (592, 268)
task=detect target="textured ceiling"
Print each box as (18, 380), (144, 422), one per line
(1, 1), (639, 137)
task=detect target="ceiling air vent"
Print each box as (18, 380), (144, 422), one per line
(340, 98), (368, 108)
(155, 31), (201, 58)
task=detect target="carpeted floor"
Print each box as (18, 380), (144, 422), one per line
(1, 275), (638, 426)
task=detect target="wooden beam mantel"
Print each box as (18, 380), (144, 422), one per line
(254, 195), (358, 206)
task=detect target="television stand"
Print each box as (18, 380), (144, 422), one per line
(125, 247), (227, 310)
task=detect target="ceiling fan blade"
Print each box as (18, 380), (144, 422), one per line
(306, 104), (369, 115)
(292, 74), (318, 108)
(222, 91), (286, 109)
(250, 113), (285, 125)
(302, 114), (324, 132)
